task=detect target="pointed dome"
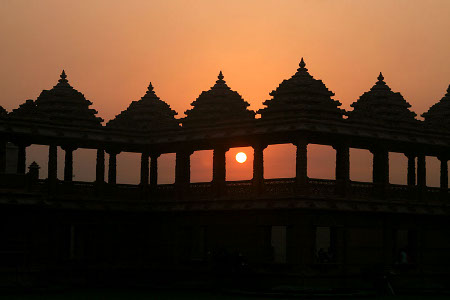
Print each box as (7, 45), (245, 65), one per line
(347, 73), (418, 129)
(258, 58), (344, 122)
(422, 84), (450, 131)
(182, 72), (255, 128)
(106, 82), (179, 132)
(33, 70), (103, 128)
(9, 99), (41, 121)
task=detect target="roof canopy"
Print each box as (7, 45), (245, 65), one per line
(258, 58), (344, 122)
(16, 71), (104, 128)
(422, 84), (450, 132)
(182, 72), (255, 128)
(347, 73), (418, 129)
(107, 82), (179, 132)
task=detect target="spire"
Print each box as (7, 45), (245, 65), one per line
(297, 57), (308, 72)
(377, 72), (385, 83)
(216, 71), (225, 84)
(58, 70), (68, 84)
(147, 82), (154, 92)
(55, 69), (71, 87)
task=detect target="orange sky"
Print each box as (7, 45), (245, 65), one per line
(1, 0), (449, 185)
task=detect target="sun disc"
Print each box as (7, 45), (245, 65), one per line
(236, 152), (247, 163)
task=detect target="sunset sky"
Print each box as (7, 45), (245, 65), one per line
(1, 0), (449, 185)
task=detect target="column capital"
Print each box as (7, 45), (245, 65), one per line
(150, 152), (161, 159)
(213, 144), (230, 152)
(437, 155), (449, 162)
(405, 152), (417, 159)
(332, 142), (349, 151)
(105, 148), (121, 155)
(252, 141), (267, 151)
(61, 144), (78, 152)
(293, 138), (308, 147)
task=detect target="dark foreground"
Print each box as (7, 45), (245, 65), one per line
(2, 287), (450, 300)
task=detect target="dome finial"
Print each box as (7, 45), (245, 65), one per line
(378, 72), (384, 82)
(216, 71), (226, 85)
(147, 82), (154, 92)
(57, 69), (69, 85)
(299, 57), (306, 69)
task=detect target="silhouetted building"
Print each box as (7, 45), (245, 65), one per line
(0, 60), (449, 290)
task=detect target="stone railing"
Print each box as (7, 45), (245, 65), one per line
(2, 173), (449, 203)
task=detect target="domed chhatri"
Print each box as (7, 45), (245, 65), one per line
(347, 72), (418, 129)
(422, 84), (450, 131)
(32, 70), (103, 128)
(107, 82), (179, 132)
(258, 58), (344, 122)
(182, 71), (255, 128)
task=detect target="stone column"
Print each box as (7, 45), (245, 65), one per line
(48, 145), (58, 193)
(417, 154), (426, 189)
(252, 142), (266, 195)
(48, 145), (58, 182)
(372, 148), (389, 185)
(17, 144), (27, 174)
(406, 153), (416, 186)
(95, 149), (105, 183)
(0, 140), (6, 173)
(140, 152), (150, 186)
(334, 143), (350, 196)
(150, 153), (159, 188)
(175, 150), (192, 196)
(295, 139), (308, 191)
(439, 156), (448, 190)
(213, 145), (227, 197)
(108, 151), (118, 185)
(371, 147), (389, 198)
(63, 146), (75, 182)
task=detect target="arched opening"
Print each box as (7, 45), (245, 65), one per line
(190, 150), (213, 183)
(73, 148), (96, 182)
(307, 144), (335, 180)
(158, 153), (175, 184)
(426, 156), (440, 187)
(350, 148), (372, 182)
(389, 152), (407, 185)
(226, 147), (253, 181)
(264, 143), (296, 179)
(26, 144), (49, 178)
(115, 152), (140, 184)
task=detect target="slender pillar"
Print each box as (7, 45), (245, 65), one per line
(95, 149), (105, 183)
(140, 152), (150, 186)
(0, 140), (6, 173)
(406, 153), (416, 186)
(295, 139), (308, 189)
(372, 148), (389, 185)
(417, 154), (426, 188)
(108, 151), (118, 185)
(213, 145), (227, 196)
(334, 143), (350, 196)
(48, 145), (58, 182)
(175, 150), (192, 195)
(17, 144), (26, 174)
(439, 156), (448, 190)
(48, 145), (58, 193)
(252, 142), (266, 195)
(150, 154), (159, 188)
(63, 147), (74, 182)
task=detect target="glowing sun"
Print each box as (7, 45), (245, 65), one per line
(235, 152), (247, 163)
